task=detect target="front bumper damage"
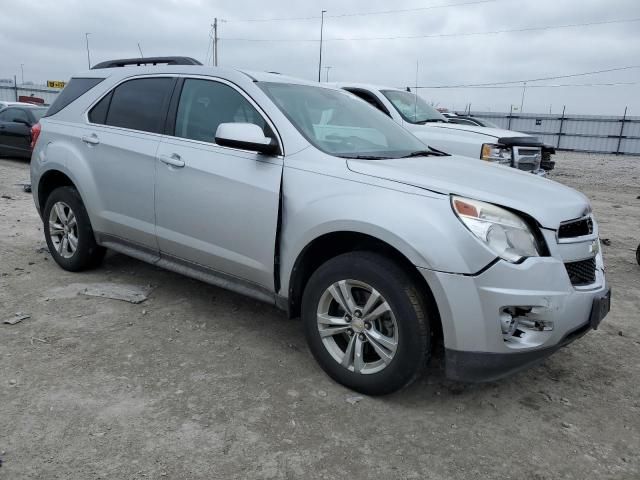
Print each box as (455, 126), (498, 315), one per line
(419, 250), (609, 382)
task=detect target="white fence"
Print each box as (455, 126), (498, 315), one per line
(2, 81), (638, 155)
(462, 110), (640, 155)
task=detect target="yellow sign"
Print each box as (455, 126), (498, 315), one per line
(47, 80), (66, 89)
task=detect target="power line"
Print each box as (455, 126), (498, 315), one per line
(416, 65), (640, 88)
(222, 17), (640, 42)
(226, 0), (498, 23)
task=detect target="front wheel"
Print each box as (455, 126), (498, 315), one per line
(301, 252), (432, 395)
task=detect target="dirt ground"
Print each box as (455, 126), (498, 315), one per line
(1, 152), (639, 480)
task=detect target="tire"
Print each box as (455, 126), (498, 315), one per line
(636, 243), (640, 266)
(43, 186), (105, 272)
(301, 251), (431, 395)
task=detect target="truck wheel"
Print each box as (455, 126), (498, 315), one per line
(637, 243), (640, 265)
(301, 251), (431, 395)
(43, 186), (105, 272)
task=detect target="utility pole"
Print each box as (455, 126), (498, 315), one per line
(324, 66), (332, 82)
(520, 81), (527, 113)
(85, 33), (92, 69)
(213, 18), (218, 66)
(20, 64), (24, 84)
(318, 10), (326, 82)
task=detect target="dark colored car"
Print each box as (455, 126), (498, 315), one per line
(0, 105), (48, 159)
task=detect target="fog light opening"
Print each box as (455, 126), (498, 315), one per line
(500, 306), (554, 339)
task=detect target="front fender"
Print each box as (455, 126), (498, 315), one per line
(279, 165), (496, 295)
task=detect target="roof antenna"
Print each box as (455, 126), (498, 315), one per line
(137, 43), (144, 58)
(414, 60), (419, 121)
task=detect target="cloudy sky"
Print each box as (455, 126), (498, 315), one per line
(1, 0), (639, 115)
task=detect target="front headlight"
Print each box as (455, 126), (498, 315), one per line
(481, 143), (512, 165)
(451, 196), (540, 263)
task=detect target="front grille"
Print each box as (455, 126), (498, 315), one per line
(558, 217), (593, 239)
(513, 146), (541, 172)
(518, 163), (536, 171)
(517, 148), (540, 157)
(565, 258), (596, 286)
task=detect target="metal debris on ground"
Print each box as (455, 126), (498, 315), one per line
(14, 183), (31, 193)
(345, 395), (364, 405)
(80, 283), (153, 304)
(3, 312), (30, 325)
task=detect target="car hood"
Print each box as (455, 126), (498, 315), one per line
(423, 122), (527, 140)
(347, 155), (590, 229)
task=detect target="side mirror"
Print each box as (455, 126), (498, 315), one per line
(13, 118), (31, 126)
(215, 123), (280, 155)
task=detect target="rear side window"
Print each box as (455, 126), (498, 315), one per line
(104, 78), (174, 134)
(45, 78), (104, 117)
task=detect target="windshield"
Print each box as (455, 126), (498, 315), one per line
(258, 82), (428, 159)
(476, 118), (500, 129)
(381, 90), (447, 124)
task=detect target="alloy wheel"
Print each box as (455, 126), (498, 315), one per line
(316, 279), (398, 375)
(48, 201), (78, 259)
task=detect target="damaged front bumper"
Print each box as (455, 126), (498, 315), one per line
(419, 253), (609, 382)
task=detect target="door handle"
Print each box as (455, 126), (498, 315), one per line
(159, 153), (185, 168)
(81, 134), (100, 145)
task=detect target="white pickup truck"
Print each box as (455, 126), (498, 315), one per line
(336, 83), (546, 175)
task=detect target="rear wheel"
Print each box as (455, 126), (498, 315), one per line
(43, 186), (105, 271)
(302, 251), (431, 395)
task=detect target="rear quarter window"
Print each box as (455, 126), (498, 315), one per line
(44, 78), (105, 117)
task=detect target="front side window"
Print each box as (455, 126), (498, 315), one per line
(104, 77), (175, 134)
(381, 90), (447, 125)
(259, 82), (427, 159)
(174, 79), (267, 143)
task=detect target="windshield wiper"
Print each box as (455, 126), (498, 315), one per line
(399, 149), (446, 158)
(339, 154), (389, 160)
(415, 119), (446, 124)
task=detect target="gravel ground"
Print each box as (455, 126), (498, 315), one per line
(1, 152), (639, 479)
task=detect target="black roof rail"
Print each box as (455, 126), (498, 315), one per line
(91, 56), (202, 69)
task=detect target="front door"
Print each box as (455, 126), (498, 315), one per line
(155, 78), (283, 291)
(0, 108), (31, 156)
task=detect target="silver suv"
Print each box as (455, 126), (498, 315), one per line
(31, 57), (610, 395)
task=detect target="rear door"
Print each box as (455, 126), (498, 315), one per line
(155, 77), (283, 290)
(0, 108), (31, 155)
(84, 76), (176, 250)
